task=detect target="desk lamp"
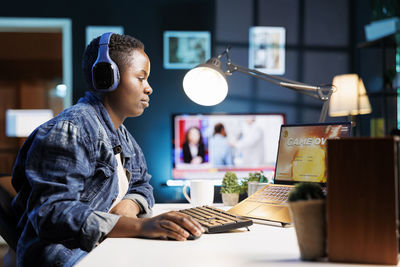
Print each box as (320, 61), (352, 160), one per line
(183, 46), (334, 122)
(329, 74), (372, 132)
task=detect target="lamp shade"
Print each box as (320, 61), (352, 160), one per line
(329, 74), (372, 117)
(182, 60), (228, 106)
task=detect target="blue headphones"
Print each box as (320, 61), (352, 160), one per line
(91, 32), (120, 91)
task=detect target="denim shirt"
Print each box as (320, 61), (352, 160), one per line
(11, 91), (155, 267)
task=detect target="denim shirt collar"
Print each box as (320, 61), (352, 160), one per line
(78, 91), (121, 150)
(78, 91), (137, 161)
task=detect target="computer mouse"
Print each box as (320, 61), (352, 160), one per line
(186, 232), (201, 240)
(166, 231), (201, 241)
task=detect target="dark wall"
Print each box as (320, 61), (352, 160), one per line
(0, 0), (215, 203)
(214, 0), (352, 124)
(0, 0), (214, 101)
(355, 0), (398, 135)
(1, 0), (393, 203)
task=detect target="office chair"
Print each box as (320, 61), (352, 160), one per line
(0, 176), (18, 267)
(0, 184), (18, 251)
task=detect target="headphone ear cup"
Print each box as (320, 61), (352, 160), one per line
(91, 32), (120, 92)
(92, 61), (119, 91)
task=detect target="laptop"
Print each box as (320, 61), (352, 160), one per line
(228, 122), (352, 226)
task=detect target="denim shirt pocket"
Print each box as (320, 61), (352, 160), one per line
(80, 160), (115, 203)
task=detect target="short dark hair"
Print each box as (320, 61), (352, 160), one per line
(82, 33), (145, 90)
(214, 123), (224, 135)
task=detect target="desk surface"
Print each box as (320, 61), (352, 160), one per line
(75, 204), (399, 267)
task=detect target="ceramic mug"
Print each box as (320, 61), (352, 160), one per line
(183, 180), (214, 207)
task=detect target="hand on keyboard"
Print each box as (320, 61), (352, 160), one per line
(138, 211), (204, 241)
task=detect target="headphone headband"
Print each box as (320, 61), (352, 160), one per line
(99, 32), (113, 45)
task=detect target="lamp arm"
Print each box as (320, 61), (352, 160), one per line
(319, 100), (330, 123)
(228, 62), (309, 86)
(227, 62), (326, 96)
(232, 65), (321, 100)
(226, 61), (332, 122)
(228, 63), (283, 86)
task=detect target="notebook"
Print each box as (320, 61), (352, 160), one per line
(228, 122), (352, 226)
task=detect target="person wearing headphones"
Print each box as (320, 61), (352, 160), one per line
(11, 33), (203, 267)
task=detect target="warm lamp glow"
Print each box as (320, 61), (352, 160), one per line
(183, 66), (228, 106)
(329, 74), (372, 117)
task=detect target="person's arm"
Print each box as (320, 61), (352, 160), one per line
(109, 199), (140, 218)
(182, 143), (192, 163)
(116, 132), (154, 217)
(16, 121), (119, 251)
(108, 131), (204, 239)
(107, 211), (204, 241)
(236, 125), (263, 149)
(198, 142), (205, 162)
(225, 144), (234, 165)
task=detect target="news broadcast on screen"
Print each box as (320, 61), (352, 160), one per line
(172, 113), (285, 180)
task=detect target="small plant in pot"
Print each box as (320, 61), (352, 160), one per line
(221, 172), (240, 206)
(246, 171), (269, 196)
(288, 182), (326, 261)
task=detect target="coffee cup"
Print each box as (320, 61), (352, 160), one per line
(182, 180), (214, 207)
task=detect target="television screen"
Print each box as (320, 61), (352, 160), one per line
(172, 113), (285, 180)
(6, 109), (54, 137)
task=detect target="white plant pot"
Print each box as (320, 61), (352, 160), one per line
(288, 199), (326, 261)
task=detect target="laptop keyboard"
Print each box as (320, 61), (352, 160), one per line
(248, 185), (292, 204)
(179, 206), (253, 233)
(247, 184), (327, 204)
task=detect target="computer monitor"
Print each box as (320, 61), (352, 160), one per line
(6, 109), (54, 137)
(172, 113), (285, 180)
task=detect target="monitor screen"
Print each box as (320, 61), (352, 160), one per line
(6, 109), (54, 137)
(172, 113), (285, 180)
(274, 122), (352, 184)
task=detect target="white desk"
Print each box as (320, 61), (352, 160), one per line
(75, 204), (399, 267)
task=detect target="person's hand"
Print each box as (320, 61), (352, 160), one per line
(227, 140), (236, 147)
(109, 199), (140, 218)
(137, 211), (204, 241)
(191, 156), (203, 164)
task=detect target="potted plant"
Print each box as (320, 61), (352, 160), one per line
(287, 182), (326, 261)
(220, 172), (240, 206)
(246, 171), (269, 196)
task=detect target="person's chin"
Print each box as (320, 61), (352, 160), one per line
(130, 109), (145, 117)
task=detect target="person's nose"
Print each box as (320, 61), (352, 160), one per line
(144, 82), (153, 95)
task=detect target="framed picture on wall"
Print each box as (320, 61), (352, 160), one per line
(249, 26), (286, 75)
(163, 31), (211, 69)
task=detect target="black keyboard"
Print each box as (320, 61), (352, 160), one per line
(179, 205), (253, 233)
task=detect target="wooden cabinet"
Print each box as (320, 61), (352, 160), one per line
(327, 137), (399, 265)
(0, 32), (63, 174)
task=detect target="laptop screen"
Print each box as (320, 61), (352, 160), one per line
(274, 122), (351, 184)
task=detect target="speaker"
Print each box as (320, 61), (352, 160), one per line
(91, 32), (120, 92)
(327, 137), (399, 265)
